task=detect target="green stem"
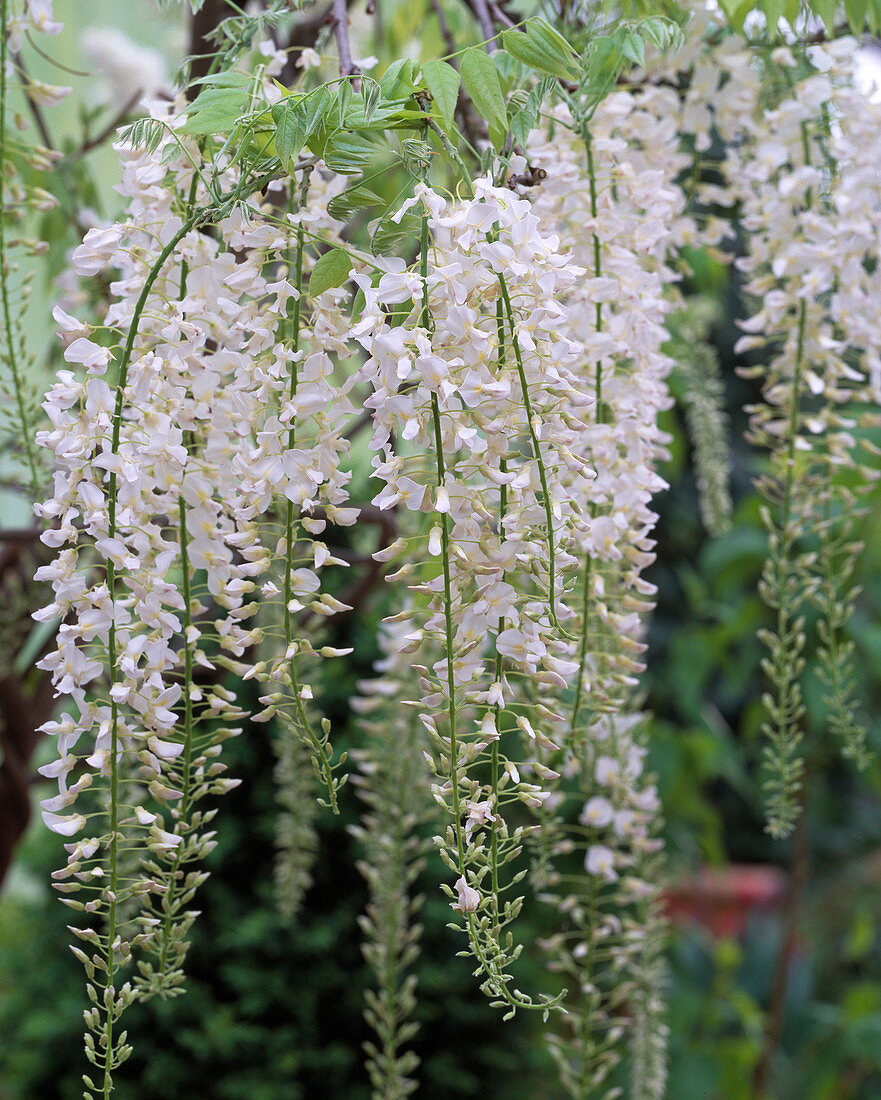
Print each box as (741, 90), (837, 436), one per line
(425, 117), (474, 192)
(571, 125), (604, 735)
(281, 170), (338, 812)
(497, 272), (558, 625)
(423, 201), (563, 1018)
(93, 164), (279, 1096)
(430, 386), (464, 857)
(155, 495), (196, 981)
(765, 296), (807, 838)
(102, 213), (199, 1097)
(490, 298), (507, 920)
(577, 876), (601, 1098)
(420, 199), (465, 869)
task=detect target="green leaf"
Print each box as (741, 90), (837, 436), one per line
(781, 0), (799, 23)
(326, 185), (383, 221)
(528, 17), (578, 61)
(379, 58), (417, 99)
(761, 0), (785, 28)
(621, 31), (645, 67)
(275, 103), (308, 170)
(503, 30), (548, 74)
(190, 71), (251, 89)
(400, 138), (433, 177)
(371, 211), (417, 256)
(586, 35), (621, 87)
(508, 76), (554, 147)
(179, 87), (249, 135)
(330, 82), (354, 131)
(640, 17), (679, 50)
(503, 18), (578, 78)
(844, 0), (868, 30)
(717, 0), (755, 31)
(324, 131), (381, 174)
(810, 0), (838, 29)
(309, 249), (353, 297)
(361, 76), (381, 122)
(303, 85), (332, 139)
(351, 284), (366, 320)
(422, 59), (460, 129)
(461, 48), (508, 141)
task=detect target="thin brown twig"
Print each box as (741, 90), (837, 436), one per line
(63, 89), (143, 163)
(431, 0), (458, 60)
(487, 1), (514, 29)
(466, 0), (498, 50)
(296, 505), (397, 631)
(0, 528), (42, 544)
(332, 0), (360, 82)
(343, 406), (374, 442)
(14, 56), (53, 150)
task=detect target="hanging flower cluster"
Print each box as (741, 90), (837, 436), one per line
(351, 175), (586, 1011)
(32, 89), (359, 1088)
(522, 81), (688, 1096)
(721, 36), (881, 835)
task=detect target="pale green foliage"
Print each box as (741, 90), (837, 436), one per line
(667, 299), (733, 537)
(273, 720), (320, 920)
(756, 480), (811, 838)
(0, 0), (47, 497)
(627, 850), (669, 1100)
(0, 278), (45, 491)
(814, 487), (871, 770)
(351, 667), (433, 1100)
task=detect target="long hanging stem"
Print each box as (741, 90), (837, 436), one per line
(420, 204), (465, 871)
(571, 124), (603, 734)
(0, 0), (40, 494)
(101, 213), (200, 1097)
(489, 297), (507, 921)
(421, 190), (564, 1017)
(154, 495), (196, 981)
(148, 160), (202, 991)
(762, 296), (807, 838)
(576, 877), (601, 1098)
(281, 169), (339, 812)
(497, 272), (558, 625)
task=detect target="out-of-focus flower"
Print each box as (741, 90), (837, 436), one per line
(80, 27), (167, 103)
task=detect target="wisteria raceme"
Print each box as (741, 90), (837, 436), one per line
(352, 176), (587, 1012)
(724, 37), (881, 833)
(523, 83), (685, 1092)
(528, 93), (681, 720)
(32, 92), (358, 1084)
(350, 614), (434, 1099)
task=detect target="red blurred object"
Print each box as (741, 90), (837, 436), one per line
(664, 864), (788, 939)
